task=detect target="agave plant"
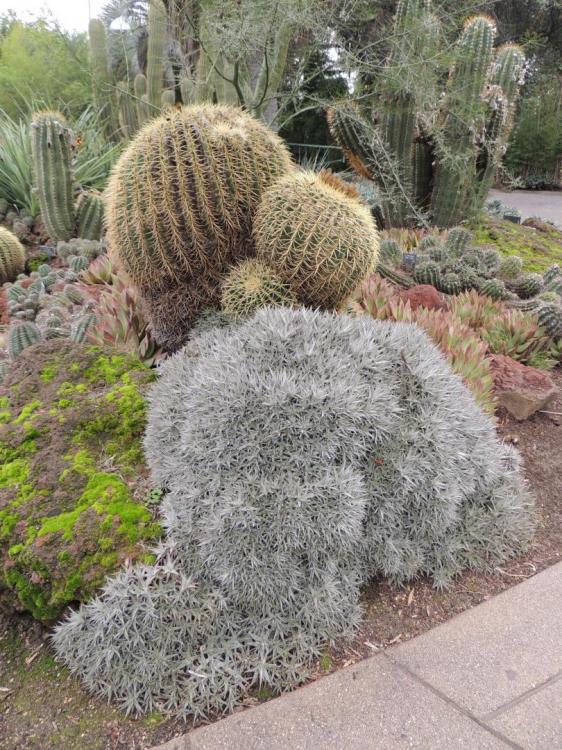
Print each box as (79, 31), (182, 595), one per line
(481, 310), (558, 369)
(87, 277), (162, 366)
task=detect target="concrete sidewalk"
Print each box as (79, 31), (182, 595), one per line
(153, 563), (562, 750)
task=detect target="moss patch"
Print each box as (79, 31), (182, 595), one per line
(0, 340), (162, 622)
(472, 216), (562, 273)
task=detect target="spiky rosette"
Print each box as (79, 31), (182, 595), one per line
(254, 171), (379, 309)
(0, 227), (25, 284)
(106, 105), (293, 290)
(221, 260), (297, 319)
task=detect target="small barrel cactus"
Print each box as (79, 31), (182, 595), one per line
(513, 273), (542, 299)
(498, 255), (523, 280)
(7, 284), (26, 303)
(69, 255), (90, 273)
(64, 284), (85, 305)
(71, 313), (97, 343)
(481, 247), (501, 273)
(445, 227), (472, 256)
(543, 264), (561, 285)
(537, 303), (562, 340)
(414, 260), (441, 287)
(8, 322), (41, 360)
(0, 227), (26, 284)
(439, 272), (463, 296)
(106, 104), (293, 290)
(30, 111), (75, 242)
(379, 238), (402, 267)
(221, 260), (297, 319)
(545, 276), (562, 297)
(76, 191), (105, 241)
(459, 267), (480, 291)
(480, 278), (506, 301)
(37, 263), (52, 278)
(429, 244), (446, 262)
(254, 171), (379, 309)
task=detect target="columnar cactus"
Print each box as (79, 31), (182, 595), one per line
(0, 227), (26, 284)
(75, 191), (104, 240)
(254, 171), (379, 309)
(134, 74), (151, 126)
(30, 112), (76, 242)
(116, 82), (139, 140)
(106, 105), (292, 292)
(221, 260), (297, 319)
(147, 0), (167, 110)
(8, 322), (41, 360)
(88, 19), (117, 137)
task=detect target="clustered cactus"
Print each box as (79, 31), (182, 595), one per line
(52, 307), (534, 720)
(0, 226), (25, 284)
(106, 105), (379, 350)
(327, 4), (525, 227)
(30, 112), (105, 242)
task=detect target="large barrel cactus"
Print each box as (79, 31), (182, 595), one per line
(30, 111), (76, 242)
(254, 171), (379, 309)
(0, 226), (26, 284)
(105, 105), (293, 291)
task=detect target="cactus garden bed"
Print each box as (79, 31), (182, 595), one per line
(472, 216), (562, 273)
(1, 369), (560, 749)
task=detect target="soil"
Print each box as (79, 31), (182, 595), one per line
(1, 371), (560, 750)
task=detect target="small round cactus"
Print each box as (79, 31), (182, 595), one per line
(480, 278), (506, 301)
(512, 273), (542, 299)
(481, 247), (501, 273)
(0, 227), (26, 284)
(543, 264), (561, 285)
(379, 238), (402, 267)
(445, 227), (472, 256)
(459, 267), (480, 291)
(71, 313), (97, 343)
(439, 272), (463, 296)
(414, 260), (441, 287)
(498, 255), (523, 280)
(537, 303), (562, 340)
(254, 170), (379, 310)
(428, 244), (446, 262)
(64, 284), (85, 305)
(37, 263), (52, 278)
(221, 260), (298, 319)
(69, 255), (89, 273)
(545, 276), (562, 297)
(8, 322), (41, 360)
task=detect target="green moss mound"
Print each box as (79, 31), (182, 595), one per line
(473, 216), (562, 273)
(0, 339), (162, 622)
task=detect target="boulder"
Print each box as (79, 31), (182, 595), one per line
(397, 284), (447, 311)
(489, 354), (557, 420)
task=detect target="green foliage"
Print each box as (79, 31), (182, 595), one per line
(0, 21), (90, 118)
(0, 226), (25, 284)
(254, 170), (379, 309)
(473, 216), (562, 274)
(220, 260), (297, 319)
(0, 340), (161, 621)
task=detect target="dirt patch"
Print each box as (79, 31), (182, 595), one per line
(0, 370), (560, 749)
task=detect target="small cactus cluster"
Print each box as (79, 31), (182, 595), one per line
(30, 111), (105, 242)
(0, 227), (26, 284)
(8, 321), (41, 360)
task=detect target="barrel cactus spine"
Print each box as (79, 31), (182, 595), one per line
(0, 227), (26, 284)
(254, 171), (380, 309)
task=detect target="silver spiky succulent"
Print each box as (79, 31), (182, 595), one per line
(53, 307), (535, 721)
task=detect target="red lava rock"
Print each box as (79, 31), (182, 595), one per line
(397, 284), (447, 311)
(489, 354), (557, 421)
(0, 287), (8, 325)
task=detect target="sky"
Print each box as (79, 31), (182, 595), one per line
(0, 0), (107, 32)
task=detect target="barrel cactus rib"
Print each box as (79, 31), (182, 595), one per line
(0, 227), (26, 284)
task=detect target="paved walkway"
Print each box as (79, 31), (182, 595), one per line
(489, 189), (562, 227)
(153, 562), (562, 750)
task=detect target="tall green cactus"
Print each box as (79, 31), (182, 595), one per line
(75, 191), (104, 241)
(431, 16), (496, 227)
(116, 81), (139, 140)
(0, 227), (26, 284)
(88, 19), (117, 138)
(147, 0), (167, 111)
(134, 74), (151, 126)
(30, 111), (76, 242)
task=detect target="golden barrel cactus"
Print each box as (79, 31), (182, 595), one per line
(254, 171), (379, 309)
(0, 226), (26, 284)
(105, 105), (293, 290)
(221, 259), (297, 319)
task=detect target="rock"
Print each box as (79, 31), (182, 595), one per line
(11, 220), (29, 241)
(522, 217), (556, 233)
(489, 354), (557, 420)
(397, 284), (447, 311)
